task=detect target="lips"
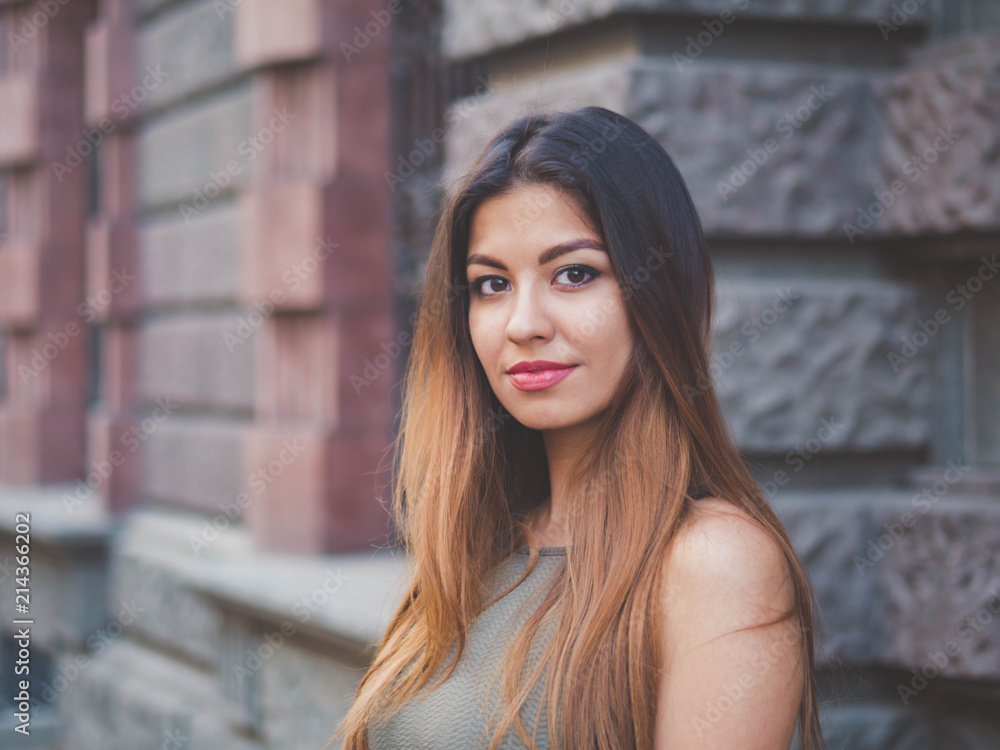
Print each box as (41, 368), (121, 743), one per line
(507, 363), (579, 391)
(507, 360), (576, 374)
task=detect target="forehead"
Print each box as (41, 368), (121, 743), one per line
(467, 184), (598, 252)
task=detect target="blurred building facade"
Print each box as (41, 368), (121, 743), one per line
(0, 0), (998, 748)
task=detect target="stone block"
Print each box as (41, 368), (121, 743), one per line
(84, 218), (138, 323)
(819, 700), (938, 750)
(138, 312), (256, 411)
(777, 490), (1000, 680)
(876, 36), (1000, 234)
(238, 184), (326, 310)
(243, 426), (328, 554)
(111, 551), (223, 668)
(248, 65), (337, 182)
(0, 240), (40, 329)
(254, 315), (337, 423)
(0, 543), (106, 654)
(4, 326), (89, 407)
(323, 177), (393, 310)
(445, 59), (881, 238)
(141, 414), (246, 512)
(139, 201), (242, 307)
(234, 0), (322, 69)
(97, 324), (138, 411)
(0, 402), (86, 484)
(98, 131), (137, 218)
(61, 638), (263, 750)
(138, 0), (239, 111)
(712, 279), (931, 453)
(441, 0), (930, 59)
(324, 427), (395, 552)
(261, 638), (363, 749)
(331, 308), (396, 430)
(84, 19), (111, 126)
(630, 62), (880, 237)
(137, 81), (253, 211)
(0, 72), (38, 167)
(86, 410), (141, 514)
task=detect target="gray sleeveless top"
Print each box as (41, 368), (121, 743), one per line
(367, 546), (567, 750)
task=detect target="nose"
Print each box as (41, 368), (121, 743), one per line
(505, 280), (555, 344)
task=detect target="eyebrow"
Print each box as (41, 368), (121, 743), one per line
(466, 238), (606, 271)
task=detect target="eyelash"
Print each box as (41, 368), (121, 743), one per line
(470, 265), (601, 299)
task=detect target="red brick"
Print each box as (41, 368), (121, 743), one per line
(243, 426), (328, 554)
(250, 66), (337, 182)
(323, 177), (392, 310)
(87, 409), (140, 513)
(238, 184), (326, 310)
(0, 403), (85, 484)
(255, 314), (337, 423)
(0, 73), (39, 168)
(85, 218), (137, 323)
(324, 427), (396, 552)
(100, 324), (137, 410)
(0, 241), (41, 329)
(235, 0), (323, 70)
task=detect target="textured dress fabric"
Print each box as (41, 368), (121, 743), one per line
(367, 546), (568, 750)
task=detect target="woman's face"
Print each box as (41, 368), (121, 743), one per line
(466, 183), (636, 432)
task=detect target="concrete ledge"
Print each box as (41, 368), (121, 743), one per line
(0, 482), (112, 551)
(117, 508), (410, 660)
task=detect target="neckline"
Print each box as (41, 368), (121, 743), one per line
(514, 545), (567, 556)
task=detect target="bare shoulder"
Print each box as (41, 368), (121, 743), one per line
(658, 497), (797, 653)
(653, 497), (804, 748)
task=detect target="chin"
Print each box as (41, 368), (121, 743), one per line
(507, 406), (589, 432)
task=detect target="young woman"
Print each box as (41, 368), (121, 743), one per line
(332, 106), (827, 749)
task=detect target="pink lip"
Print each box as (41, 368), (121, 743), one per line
(508, 366), (578, 391)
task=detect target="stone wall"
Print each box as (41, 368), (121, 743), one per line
(434, 0), (1000, 747)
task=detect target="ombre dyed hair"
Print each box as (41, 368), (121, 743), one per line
(331, 106), (826, 750)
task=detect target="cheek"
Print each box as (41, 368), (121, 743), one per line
(468, 308), (500, 362)
(591, 305), (634, 373)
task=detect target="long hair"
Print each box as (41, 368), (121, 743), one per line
(331, 106), (826, 750)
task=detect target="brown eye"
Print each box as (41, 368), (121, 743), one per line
(555, 265), (600, 287)
(472, 276), (510, 298)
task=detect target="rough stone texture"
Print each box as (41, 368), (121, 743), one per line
(442, 0), (932, 59)
(876, 33), (1000, 235)
(111, 550), (224, 669)
(713, 280), (932, 452)
(141, 415), (246, 512)
(137, 80), (253, 210)
(261, 640), (363, 749)
(0, 485), (109, 653)
(630, 61), (882, 237)
(775, 491), (1000, 680)
(138, 312), (256, 411)
(139, 201), (242, 307)
(62, 639), (264, 750)
(57, 509), (408, 750)
(444, 59), (883, 237)
(138, 0), (241, 113)
(820, 700), (942, 750)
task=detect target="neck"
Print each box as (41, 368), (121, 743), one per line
(524, 418), (597, 546)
